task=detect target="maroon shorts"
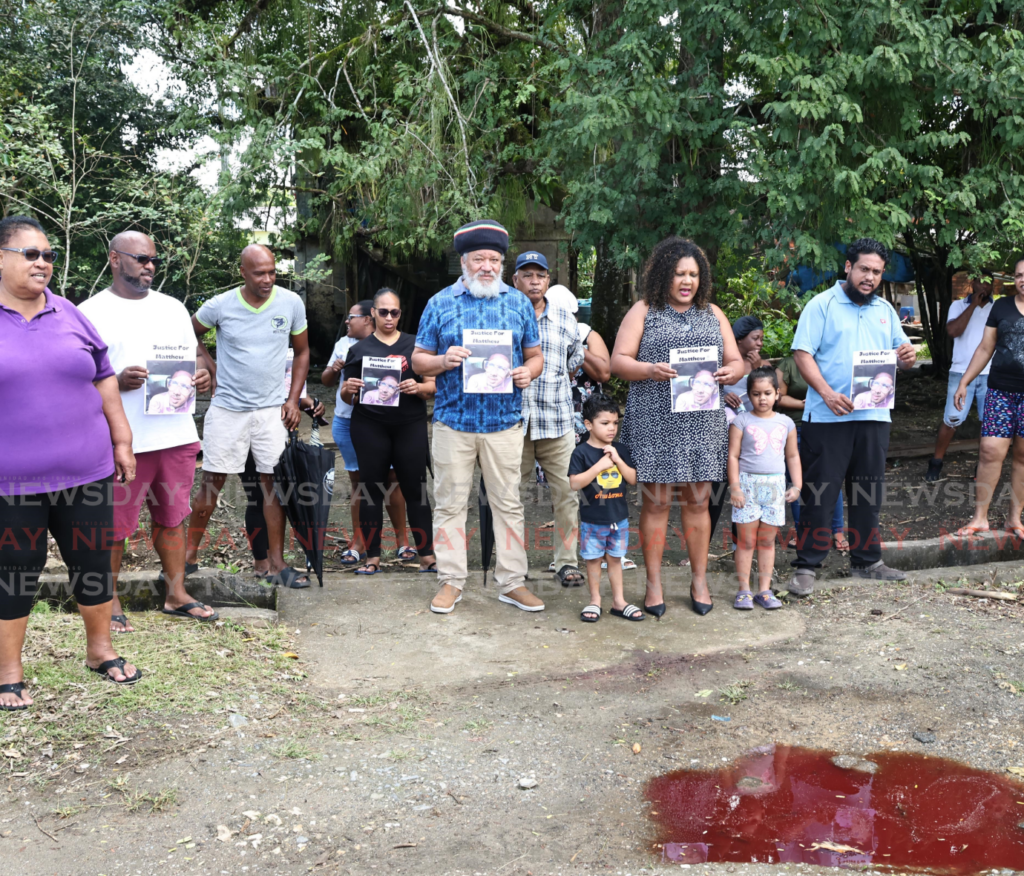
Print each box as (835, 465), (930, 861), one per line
(113, 442), (201, 539)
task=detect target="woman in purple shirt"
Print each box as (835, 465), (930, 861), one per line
(0, 217), (141, 711)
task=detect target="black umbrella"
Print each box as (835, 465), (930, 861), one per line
(478, 474), (494, 586)
(273, 413), (335, 587)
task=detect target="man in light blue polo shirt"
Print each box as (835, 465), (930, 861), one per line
(789, 238), (916, 595)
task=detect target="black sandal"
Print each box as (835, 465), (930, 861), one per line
(610, 603), (645, 622)
(0, 682), (28, 711)
(266, 566), (311, 588)
(161, 602), (219, 622)
(86, 657), (142, 685)
(110, 614), (134, 634)
(555, 565), (585, 587)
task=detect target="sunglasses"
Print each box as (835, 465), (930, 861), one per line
(345, 313), (371, 322)
(113, 250), (163, 269)
(375, 308), (401, 319)
(1, 246), (60, 264)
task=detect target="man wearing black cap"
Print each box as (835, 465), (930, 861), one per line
(513, 251), (585, 586)
(413, 220), (545, 614)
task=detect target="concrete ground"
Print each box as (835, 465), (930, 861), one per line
(5, 557), (1024, 876)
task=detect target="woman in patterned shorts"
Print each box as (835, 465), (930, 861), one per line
(954, 257), (1024, 536)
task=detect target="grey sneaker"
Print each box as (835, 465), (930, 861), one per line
(849, 560), (906, 581)
(788, 568), (816, 597)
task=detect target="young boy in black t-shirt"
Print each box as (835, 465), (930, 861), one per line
(568, 393), (639, 623)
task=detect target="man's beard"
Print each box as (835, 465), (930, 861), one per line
(123, 271), (152, 292)
(464, 270), (501, 299)
(843, 280), (875, 306)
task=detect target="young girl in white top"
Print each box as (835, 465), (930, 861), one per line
(727, 366), (802, 610)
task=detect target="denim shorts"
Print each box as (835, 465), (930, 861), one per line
(579, 519), (629, 561)
(944, 371), (988, 428)
(331, 415), (359, 472)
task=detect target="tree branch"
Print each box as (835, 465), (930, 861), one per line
(224, 0), (276, 53)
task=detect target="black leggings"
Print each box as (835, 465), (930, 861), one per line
(350, 414), (432, 558)
(240, 452), (269, 562)
(0, 476), (115, 620)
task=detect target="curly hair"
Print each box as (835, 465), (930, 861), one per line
(640, 237), (712, 310)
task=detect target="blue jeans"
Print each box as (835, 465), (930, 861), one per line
(944, 371), (988, 428)
(788, 429), (844, 533)
(332, 415), (359, 472)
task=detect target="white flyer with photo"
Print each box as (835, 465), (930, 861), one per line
(144, 344), (196, 415)
(463, 329), (514, 394)
(360, 356), (403, 407)
(669, 346), (720, 413)
(282, 347), (308, 399)
(851, 350), (897, 410)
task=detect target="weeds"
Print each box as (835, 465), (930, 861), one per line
(273, 741), (316, 760)
(776, 681), (801, 691)
(462, 719), (493, 733)
(4, 610), (303, 778)
(110, 777), (178, 814)
(719, 681), (754, 705)
(52, 804), (88, 819)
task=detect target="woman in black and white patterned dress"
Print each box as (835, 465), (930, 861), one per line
(613, 238), (744, 617)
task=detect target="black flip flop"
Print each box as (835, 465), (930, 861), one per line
(555, 565), (585, 587)
(161, 601), (219, 622)
(110, 614), (134, 634)
(418, 563), (438, 573)
(610, 603), (645, 621)
(86, 657), (142, 685)
(268, 566), (311, 588)
(0, 682), (28, 711)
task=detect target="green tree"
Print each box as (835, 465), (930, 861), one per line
(740, 0), (1024, 373)
(0, 0), (240, 302)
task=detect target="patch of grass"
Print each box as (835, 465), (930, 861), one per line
(5, 610), (303, 771)
(462, 719), (493, 733)
(776, 681), (801, 691)
(719, 681), (754, 705)
(273, 741), (316, 760)
(385, 748), (417, 761)
(52, 804), (88, 819)
(110, 777), (178, 813)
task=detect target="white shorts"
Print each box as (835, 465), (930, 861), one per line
(202, 405), (288, 474)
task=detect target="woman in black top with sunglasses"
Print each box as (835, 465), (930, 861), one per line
(341, 288), (437, 574)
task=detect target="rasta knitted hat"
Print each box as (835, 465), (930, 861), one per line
(453, 219), (509, 256)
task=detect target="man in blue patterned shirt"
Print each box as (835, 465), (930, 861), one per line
(413, 220), (544, 614)
(514, 251), (586, 586)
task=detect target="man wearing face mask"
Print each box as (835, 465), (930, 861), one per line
(413, 220), (544, 614)
(788, 238), (916, 595)
(79, 231), (216, 633)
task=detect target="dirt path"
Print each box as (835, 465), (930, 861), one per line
(4, 569), (1023, 876)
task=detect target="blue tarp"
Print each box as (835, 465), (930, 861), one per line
(790, 245), (915, 294)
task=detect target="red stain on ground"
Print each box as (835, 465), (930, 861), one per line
(646, 745), (1024, 872)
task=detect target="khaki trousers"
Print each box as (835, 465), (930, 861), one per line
(432, 422), (528, 595)
(520, 429), (578, 572)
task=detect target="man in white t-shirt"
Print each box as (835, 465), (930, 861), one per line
(320, 299), (410, 565)
(925, 273), (996, 482)
(79, 231), (217, 633)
